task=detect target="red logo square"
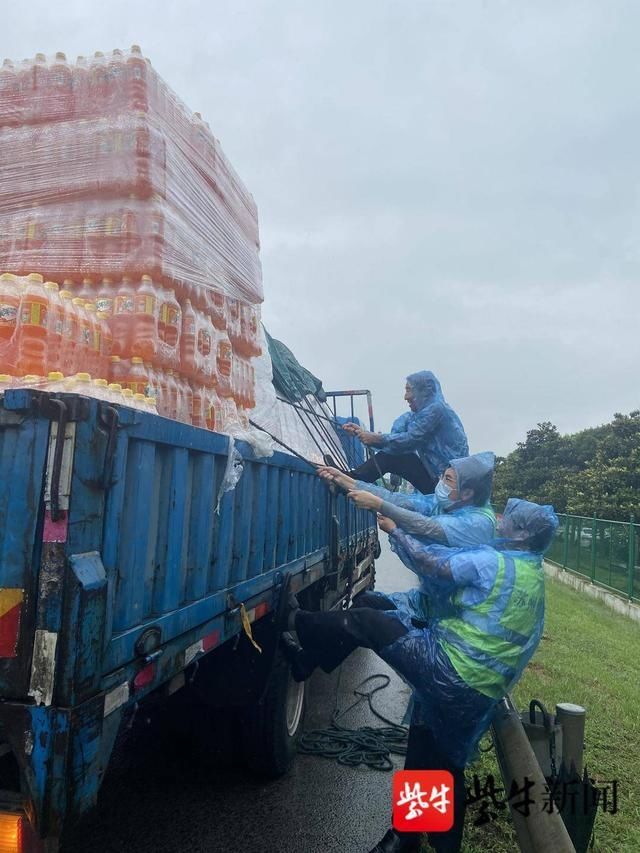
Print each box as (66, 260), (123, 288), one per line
(392, 770), (454, 833)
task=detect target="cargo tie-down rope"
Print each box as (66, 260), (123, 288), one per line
(297, 673), (408, 771)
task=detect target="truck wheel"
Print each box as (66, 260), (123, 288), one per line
(240, 646), (305, 778)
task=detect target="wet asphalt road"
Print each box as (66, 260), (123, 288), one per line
(63, 540), (414, 853)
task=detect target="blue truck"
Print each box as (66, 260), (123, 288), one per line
(0, 385), (378, 851)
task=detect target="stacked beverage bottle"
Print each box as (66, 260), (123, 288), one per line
(0, 46), (263, 431)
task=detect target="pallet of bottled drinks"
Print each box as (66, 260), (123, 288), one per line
(0, 46), (264, 433)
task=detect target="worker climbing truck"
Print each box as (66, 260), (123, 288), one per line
(0, 382), (378, 850)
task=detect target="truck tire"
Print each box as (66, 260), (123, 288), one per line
(240, 645), (305, 778)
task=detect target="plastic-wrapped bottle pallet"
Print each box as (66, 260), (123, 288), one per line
(0, 46), (264, 435)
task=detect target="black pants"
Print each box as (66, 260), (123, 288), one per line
(294, 591), (407, 674)
(294, 592), (466, 852)
(349, 452), (437, 494)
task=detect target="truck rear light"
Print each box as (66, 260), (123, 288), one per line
(0, 812), (44, 853)
(133, 662), (155, 691)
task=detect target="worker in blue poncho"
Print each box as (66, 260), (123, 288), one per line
(283, 498), (559, 853)
(343, 371), (468, 493)
(318, 451), (496, 621)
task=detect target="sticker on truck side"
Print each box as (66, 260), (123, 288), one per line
(28, 629), (58, 705)
(0, 588), (24, 658)
(103, 682), (130, 717)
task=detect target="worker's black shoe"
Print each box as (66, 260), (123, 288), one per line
(368, 828), (422, 853)
(280, 632), (316, 682)
(323, 453), (337, 467)
(275, 573), (299, 632)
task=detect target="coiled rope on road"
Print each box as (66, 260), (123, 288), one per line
(297, 673), (408, 771)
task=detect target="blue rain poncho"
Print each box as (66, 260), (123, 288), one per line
(374, 498), (559, 767)
(377, 371), (468, 479)
(357, 451), (496, 549)
(358, 452), (496, 621)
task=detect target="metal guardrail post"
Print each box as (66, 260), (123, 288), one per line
(628, 515), (635, 601)
(562, 515), (569, 569)
(590, 513), (597, 583)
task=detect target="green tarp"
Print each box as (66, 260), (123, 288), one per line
(264, 328), (326, 403)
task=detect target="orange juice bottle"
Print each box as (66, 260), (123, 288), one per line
(74, 372), (93, 400)
(18, 273), (48, 376)
(0, 273), (20, 350)
(44, 282), (63, 372)
(73, 56), (89, 120)
(132, 274), (158, 361)
(59, 289), (76, 375)
(95, 277), (114, 316)
(206, 387), (222, 432)
(216, 329), (232, 397)
(77, 277), (94, 302)
(111, 276), (135, 357)
(120, 356), (148, 397)
(209, 288), (226, 330)
(92, 378), (110, 401)
(84, 302), (100, 378)
(96, 311), (112, 379)
(191, 382), (204, 428)
(107, 382), (124, 404)
(121, 388), (135, 408)
(165, 369), (178, 420)
(182, 376), (193, 424)
(180, 299), (197, 378)
(50, 51), (72, 121)
(126, 45), (149, 112)
(72, 297), (90, 370)
(108, 355), (123, 384)
(164, 289), (181, 351)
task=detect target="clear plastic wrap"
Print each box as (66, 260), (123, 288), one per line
(0, 46), (266, 437)
(250, 325), (344, 465)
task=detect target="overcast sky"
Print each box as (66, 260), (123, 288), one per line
(5, 1), (640, 455)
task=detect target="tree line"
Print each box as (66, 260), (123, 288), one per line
(492, 412), (640, 521)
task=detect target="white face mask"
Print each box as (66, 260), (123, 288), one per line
(434, 479), (453, 506)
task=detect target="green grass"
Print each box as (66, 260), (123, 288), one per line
(428, 575), (640, 852)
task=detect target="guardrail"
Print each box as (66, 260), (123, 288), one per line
(545, 513), (639, 603)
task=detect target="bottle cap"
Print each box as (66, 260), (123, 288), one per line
(44, 281), (59, 291)
(59, 290), (72, 299)
(47, 372), (64, 381)
(22, 374), (41, 381)
(75, 372), (91, 382)
(93, 379), (108, 388)
(85, 302), (96, 312)
(55, 52), (67, 61)
(122, 389), (134, 398)
(0, 374), (12, 382)
(72, 297), (84, 306)
(110, 355), (121, 363)
(108, 383), (122, 391)
(27, 273), (44, 283)
(134, 393), (146, 401)
(131, 356), (144, 364)
(0, 273), (17, 281)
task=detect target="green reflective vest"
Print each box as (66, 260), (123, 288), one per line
(438, 553), (544, 700)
